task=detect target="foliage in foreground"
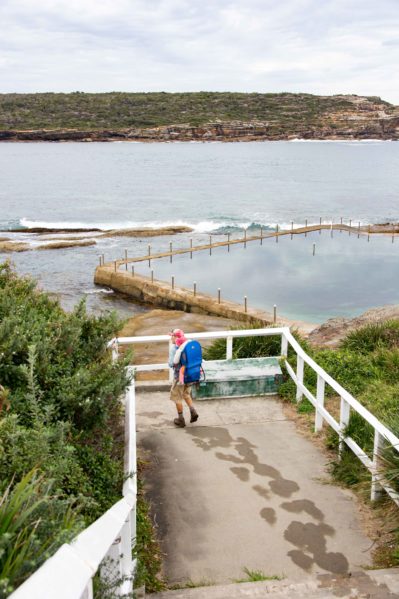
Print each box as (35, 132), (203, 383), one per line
(0, 262), (130, 595)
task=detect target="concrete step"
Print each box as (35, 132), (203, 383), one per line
(135, 380), (170, 393)
(149, 569), (399, 598)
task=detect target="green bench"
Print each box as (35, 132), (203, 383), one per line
(192, 356), (283, 400)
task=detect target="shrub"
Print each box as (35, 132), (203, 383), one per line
(341, 320), (399, 354)
(0, 263), (131, 588)
(0, 470), (83, 598)
(204, 323), (309, 361)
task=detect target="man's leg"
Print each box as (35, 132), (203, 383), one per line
(183, 385), (199, 423)
(170, 380), (185, 427)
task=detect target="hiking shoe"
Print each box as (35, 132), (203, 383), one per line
(174, 415), (186, 428)
(190, 411), (199, 423)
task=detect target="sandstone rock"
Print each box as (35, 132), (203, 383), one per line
(308, 305), (399, 348)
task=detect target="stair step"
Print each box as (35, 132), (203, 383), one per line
(149, 568), (399, 598)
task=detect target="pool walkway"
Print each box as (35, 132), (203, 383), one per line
(136, 388), (399, 597)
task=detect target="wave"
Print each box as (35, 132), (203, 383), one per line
(4, 217), (275, 234)
(2, 217), (371, 235)
(289, 138), (389, 143)
(85, 288), (114, 295)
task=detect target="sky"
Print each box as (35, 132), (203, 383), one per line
(1, 0), (398, 104)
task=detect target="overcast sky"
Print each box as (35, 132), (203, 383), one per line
(1, 0), (398, 104)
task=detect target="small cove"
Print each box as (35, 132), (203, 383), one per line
(130, 230), (399, 323)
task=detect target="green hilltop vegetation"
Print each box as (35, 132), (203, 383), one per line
(0, 91), (394, 130)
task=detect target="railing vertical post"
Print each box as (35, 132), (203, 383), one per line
(120, 380), (137, 593)
(339, 396), (351, 458)
(296, 355), (304, 402)
(281, 332), (288, 357)
(125, 249), (128, 271)
(371, 430), (384, 501)
(111, 341), (119, 363)
(102, 535), (123, 592)
(226, 336), (233, 360)
(169, 339), (174, 383)
(82, 580), (93, 599)
(120, 517), (134, 594)
(315, 375), (325, 432)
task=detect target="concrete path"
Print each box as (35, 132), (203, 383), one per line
(137, 391), (373, 587)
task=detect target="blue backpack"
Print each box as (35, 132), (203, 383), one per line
(180, 340), (203, 384)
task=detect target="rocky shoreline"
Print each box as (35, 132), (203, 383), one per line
(1, 223), (398, 253)
(1, 118), (398, 142)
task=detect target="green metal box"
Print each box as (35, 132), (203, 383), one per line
(192, 357), (283, 400)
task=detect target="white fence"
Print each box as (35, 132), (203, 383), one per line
(10, 327), (399, 598)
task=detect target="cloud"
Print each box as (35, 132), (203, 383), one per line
(0, 0), (398, 103)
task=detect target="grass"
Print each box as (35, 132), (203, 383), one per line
(234, 567), (283, 583)
(168, 579), (215, 590)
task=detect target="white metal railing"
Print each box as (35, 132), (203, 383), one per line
(10, 326), (399, 598)
(9, 371), (137, 599)
(113, 326), (399, 505)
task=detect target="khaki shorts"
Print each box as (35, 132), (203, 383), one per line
(170, 379), (193, 405)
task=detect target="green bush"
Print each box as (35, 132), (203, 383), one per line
(341, 320), (399, 354)
(0, 263), (130, 589)
(204, 323), (309, 361)
(0, 470), (83, 598)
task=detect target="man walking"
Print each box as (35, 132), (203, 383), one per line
(168, 328), (199, 428)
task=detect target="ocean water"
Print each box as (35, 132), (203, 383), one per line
(0, 141), (398, 321)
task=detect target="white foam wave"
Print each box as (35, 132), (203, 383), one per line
(85, 288), (114, 295)
(289, 138), (388, 143)
(20, 217), (248, 233)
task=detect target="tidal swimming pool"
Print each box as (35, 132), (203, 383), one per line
(132, 230), (399, 323)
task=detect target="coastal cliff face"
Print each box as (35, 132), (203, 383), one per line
(0, 93), (398, 141)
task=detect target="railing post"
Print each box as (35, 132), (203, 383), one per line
(102, 539), (123, 593)
(111, 341), (119, 363)
(339, 396), (350, 458)
(122, 380), (137, 593)
(81, 580), (93, 599)
(226, 336), (233, 360)
(169, 339), (174, 383)
(371, 430), (384, 501)
(315, 375), (325, 432)
(281, 332), (288, 358)
(296, 355), (304, 402)
(120, 517), (134, 594)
